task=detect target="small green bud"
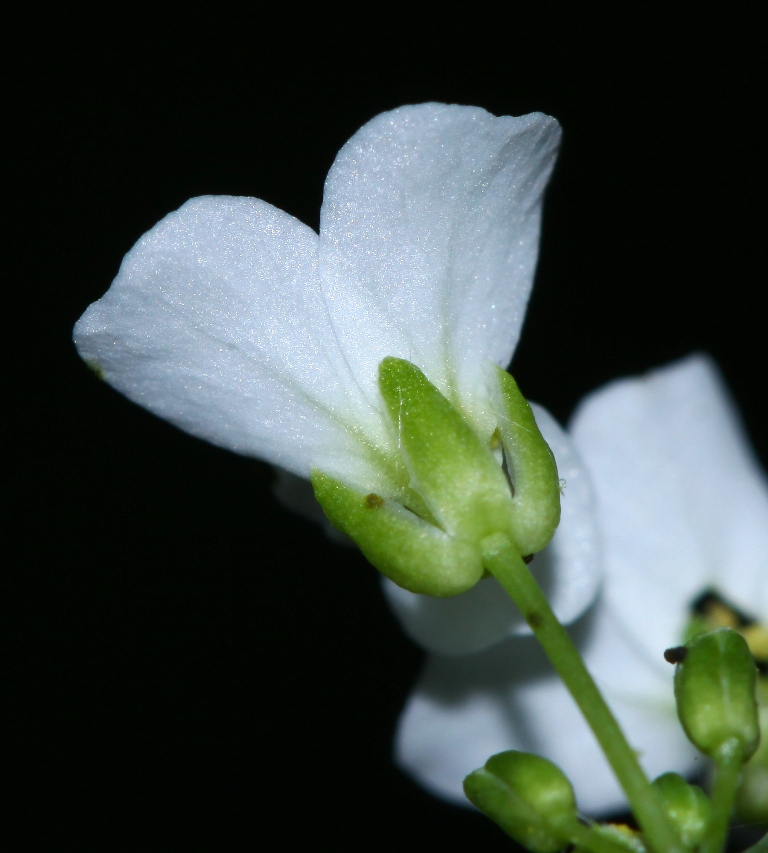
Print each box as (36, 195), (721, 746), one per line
(673, 628), (760, 761)
(463, 751), (578, 852)
(310, 470), (483, 596)
(491, 367), (561, 555)
(378, 358), (515, 544)
(651, 773), (711, 849)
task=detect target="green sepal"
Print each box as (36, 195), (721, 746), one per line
(491, 367), (561, 554)
(464, 751), (579, 853)
(377, 357), (515, 544)
(310, 470), (483, 596)
(651, 773), (711, 849)
(674, 627), (760, 761)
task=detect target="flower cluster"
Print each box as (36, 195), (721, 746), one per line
(74, 103), (767, 827)
(396, 354), (768, 815)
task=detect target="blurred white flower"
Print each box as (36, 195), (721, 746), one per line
(74, 103), (599, 618)
(396, 354), (768, 815)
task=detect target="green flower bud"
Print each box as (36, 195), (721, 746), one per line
(491, 367), (561, 555)
(651, 773), (711, 849)
(463, 751), (578, 852)
(673, 628), (760, 761)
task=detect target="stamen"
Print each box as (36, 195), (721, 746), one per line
(688, 587), (768, 671)
(691, 589), (752, 628)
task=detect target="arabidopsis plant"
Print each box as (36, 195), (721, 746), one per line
(74, 103), (597, 610)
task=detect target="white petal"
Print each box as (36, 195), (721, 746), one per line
(74, 196), (391, 489)
(570, 353), (768, 662)
(395, 600), (697, 816)
(382, 403), (601, 653)
(319, 103), (561, 435)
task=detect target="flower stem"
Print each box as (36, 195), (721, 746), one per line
(480, 533), (684, 853)
(700, 739), (744, 853)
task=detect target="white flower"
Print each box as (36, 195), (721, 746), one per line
(74, 103), (599, 621)
(396, 354), (768, 815)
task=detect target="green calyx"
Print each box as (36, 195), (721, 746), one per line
(674, 627), (760, 762)
(310, 471), (483, 596)
(377, 357), (515, 543)
(464, 751), (579, 853)
(311, 357), (562, 597)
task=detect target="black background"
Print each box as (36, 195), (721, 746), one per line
(11, 6), (765, 849)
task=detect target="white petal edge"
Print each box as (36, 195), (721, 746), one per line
(395, 599), (697, 816)
(382, 403), (601, 654)
(319, 103), (561, 437)
(570, 353), (768, 664)
(74, 196), (393, 491)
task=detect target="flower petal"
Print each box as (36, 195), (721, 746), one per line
(381, 404), (601, 653)
(395, 601), (696, 816)
(74, 196), (390, 489)
(319, 103), (561, 435)
(570, 354), (768, 662)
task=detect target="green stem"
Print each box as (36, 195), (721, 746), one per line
(481, 533), (683, 853)
(700, 739), (744, 853)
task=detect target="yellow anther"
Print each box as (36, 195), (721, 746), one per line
(741, 624), (768, 661)
(704, 601), (740, 630)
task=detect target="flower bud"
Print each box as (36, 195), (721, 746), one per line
(463, 751), (578, 852)
(651, 773), (711, 849)
(673, 628), (760, 761)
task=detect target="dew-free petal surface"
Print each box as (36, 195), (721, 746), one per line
(382, 404), (601, 653)
(319, 103), (561, 436)
(74, 196), (390, 489)
(570, 354), (768, 663)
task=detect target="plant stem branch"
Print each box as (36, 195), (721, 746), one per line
(481, 533), (683, 853)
